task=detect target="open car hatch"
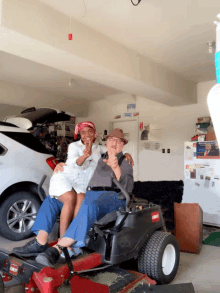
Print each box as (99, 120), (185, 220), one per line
(4, 107), (75, 130)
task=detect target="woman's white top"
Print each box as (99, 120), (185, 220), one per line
(49, 140), (106, 197)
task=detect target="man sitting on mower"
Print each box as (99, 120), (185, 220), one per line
(13, 129), (134, 267)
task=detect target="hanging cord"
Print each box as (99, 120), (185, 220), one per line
(131, 0), (142, 6)
(68, 14), (73, 40)
(70, 15), (71, 32)
(82, 0), (87, 17)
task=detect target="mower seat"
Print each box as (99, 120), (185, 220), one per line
(94, 210), (118, 228)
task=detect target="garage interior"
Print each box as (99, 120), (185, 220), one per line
(1, 0), (220, 292)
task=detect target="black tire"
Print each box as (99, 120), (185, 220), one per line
(0, 191), (41, 241)
(138, 231), (180, 284)
(0, 274), (4, 292)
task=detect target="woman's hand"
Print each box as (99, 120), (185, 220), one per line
(83, 138), (92, 158)
(53, 162), (66, 174)
(124, 153), (134, 166)
(83, 149), (92, 158)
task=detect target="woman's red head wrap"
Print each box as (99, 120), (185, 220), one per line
(74, 121), (98, 140)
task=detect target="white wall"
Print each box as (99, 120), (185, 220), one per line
(76, 80), (216, 181)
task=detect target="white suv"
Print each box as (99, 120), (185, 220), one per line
(0, 108), (73, 241)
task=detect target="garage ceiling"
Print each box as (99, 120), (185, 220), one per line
(37, 0), (218, 83)
(0, 51), (122, 101)
(0, 0), (218, 107)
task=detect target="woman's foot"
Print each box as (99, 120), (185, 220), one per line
(60, 247), (83, 258)
(12, 238), (48, 258)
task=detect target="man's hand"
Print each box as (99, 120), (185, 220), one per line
(103, 148), (121, 180)
(53, 162), (66, 174)
(103, 148), (118, 170)
(104, 155), (118, 170)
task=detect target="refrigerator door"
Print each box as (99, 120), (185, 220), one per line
(182, 141), (220, 226)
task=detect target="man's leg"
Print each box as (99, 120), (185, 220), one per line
(57, 189), (77, 238)
(12, 195), (63, 257)
(35, 191), (125, 267)
(60, 190), (125, 247)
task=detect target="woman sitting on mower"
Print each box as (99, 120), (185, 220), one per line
(49, 121), (104, 243)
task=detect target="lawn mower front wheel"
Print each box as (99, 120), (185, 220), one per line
(138, 231), (180, 284)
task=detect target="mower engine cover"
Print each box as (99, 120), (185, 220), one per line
(87, 204), (165, 265)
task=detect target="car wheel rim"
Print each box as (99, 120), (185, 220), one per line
(7, 199), (38, 233)
(162, 244), (176, 275)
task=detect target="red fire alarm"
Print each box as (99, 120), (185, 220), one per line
(139, 122), (143, 130)
(68, 33), (73, 40)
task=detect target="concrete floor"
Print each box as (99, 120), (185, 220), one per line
(1, 226), (220, 292)
(171, 224), (220, 293)
(172, 245), (220, 293)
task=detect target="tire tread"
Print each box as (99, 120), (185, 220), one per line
(138, 231), (179, 284)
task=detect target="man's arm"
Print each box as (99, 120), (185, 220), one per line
(111, 158), (134, 193)
(103, 150), (134, 193)
(112, 165), (121, 180)
(103, 148), (121, 179)
(118, 160), (134, 194)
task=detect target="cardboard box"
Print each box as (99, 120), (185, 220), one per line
(175, 203), (203, 254)
(198, 117), (211, 123)
(206, 132), (216, 141)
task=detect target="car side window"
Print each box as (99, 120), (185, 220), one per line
(0, 143), (7, 156)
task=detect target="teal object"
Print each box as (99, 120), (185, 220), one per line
(203, 232), (220, 246)
(215, 51), (220, 83)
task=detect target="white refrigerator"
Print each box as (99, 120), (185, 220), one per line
(182, 141), (220, 226)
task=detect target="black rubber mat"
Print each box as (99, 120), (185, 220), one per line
(130, 282), (195, 293)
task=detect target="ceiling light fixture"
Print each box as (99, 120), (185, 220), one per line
(131, 0), (142, 6)
(68, 79), (74, 87)
(207, 41), (216, 54)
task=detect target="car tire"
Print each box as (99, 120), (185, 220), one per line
(0, 191), (41, 241)
(138, 231), (180, 284)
